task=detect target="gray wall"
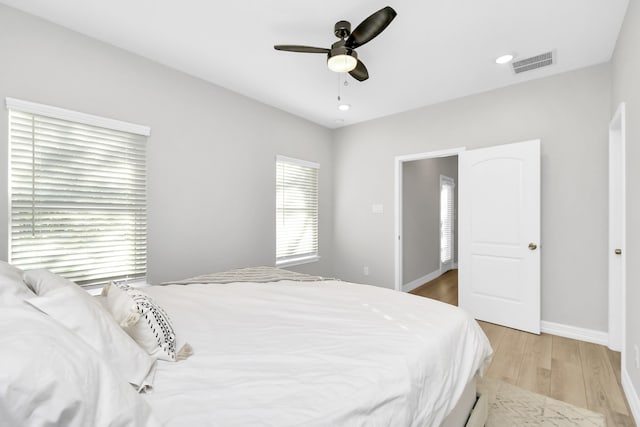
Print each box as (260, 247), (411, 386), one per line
(333, 64), (611, 332)
(0, 5), (334, 283)
(0, 4), (625, 343)
(611, 0), (640, 408)
(402, 156), (458, 284)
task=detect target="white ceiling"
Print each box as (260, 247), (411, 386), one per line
(0, 0), (629, 129)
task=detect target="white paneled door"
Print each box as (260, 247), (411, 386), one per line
(608, 103), (626, 352)
(459, 140), (541, 334)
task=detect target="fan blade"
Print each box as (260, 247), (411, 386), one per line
(274, 45), (330, 54)
(349, 60), (369, 81)
(346, 6), (397, 49)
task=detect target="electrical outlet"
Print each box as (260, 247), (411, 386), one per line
(363, 266), (369, 276)
(635, 345), (640, 369)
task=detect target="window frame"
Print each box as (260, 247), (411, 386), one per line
(6, 97), (150, 288)
(440, 174), (455, 270)
(275, 155), (320, 268)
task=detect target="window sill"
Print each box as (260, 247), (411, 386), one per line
(276, 255), (320, 268)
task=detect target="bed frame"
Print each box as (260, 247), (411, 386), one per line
(441, 377), (488, 427)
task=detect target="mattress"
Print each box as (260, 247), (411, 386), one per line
(141, 278), (493, 426)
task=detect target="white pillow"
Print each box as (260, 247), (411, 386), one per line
(23, 267), (77, 295)
(0, 260), (34, 305)
(0, 305), (160, 427)
(104, 282), (192, 362)
(23, 270), (155, 389)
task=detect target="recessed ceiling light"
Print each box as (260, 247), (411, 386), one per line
(495, 54), (514, 64)
(338, 104), (350, 111)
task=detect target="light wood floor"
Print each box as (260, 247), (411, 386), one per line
(411, 269), (636, 427)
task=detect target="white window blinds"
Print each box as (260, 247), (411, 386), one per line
(440, 175), (455, 266)
(276, 156), (319, 266)
(7, 98), (149, 287)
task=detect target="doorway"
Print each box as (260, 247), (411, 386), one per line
(394, 147), (464, 291)
(395, 140), (541, 334)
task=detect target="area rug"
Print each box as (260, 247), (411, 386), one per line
(479, 378), (605, 426)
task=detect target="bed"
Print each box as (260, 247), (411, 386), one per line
(0, 264), (492, 427)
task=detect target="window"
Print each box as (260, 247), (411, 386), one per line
(275, 156), (319, 266)
(7, 98), (150, 287)
(440, 175), (455, 269)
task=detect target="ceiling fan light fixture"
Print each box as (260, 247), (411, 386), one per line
(338, 103), (351, 111)
(328, 53), (358, 73)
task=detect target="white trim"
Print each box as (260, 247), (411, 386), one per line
(395, 147), (465, 163)
(403, 268), (443, 293)
(394, 147), (465, 291)
(622, 367), (640, 425)
(7, 109), (13, 260)
(5, 97), (151, 136)
(275, 255), (320, 268)
(394, 158), (402, 291)
(540, 321), (608, 346)
(276, 155), (320, 169)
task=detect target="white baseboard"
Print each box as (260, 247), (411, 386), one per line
(403, 269), (442, 292)
(540, 321), (608, 346)
(623, 367), (640, 424)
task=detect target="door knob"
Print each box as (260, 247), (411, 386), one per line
(528, 243), (537, 250)
(615, 249), (622, 255)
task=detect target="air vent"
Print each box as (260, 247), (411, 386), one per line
(512, 51), (554, 74)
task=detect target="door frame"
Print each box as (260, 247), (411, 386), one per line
(394, 147), (466, 291)
(609, 102), (626, 352)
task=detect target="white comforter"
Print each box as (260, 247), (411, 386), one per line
(142, 280), (492, 427)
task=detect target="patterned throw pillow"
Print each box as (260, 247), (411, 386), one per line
(104, 282), (190, 362)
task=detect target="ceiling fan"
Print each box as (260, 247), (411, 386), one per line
(274, 6), (397, 82)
